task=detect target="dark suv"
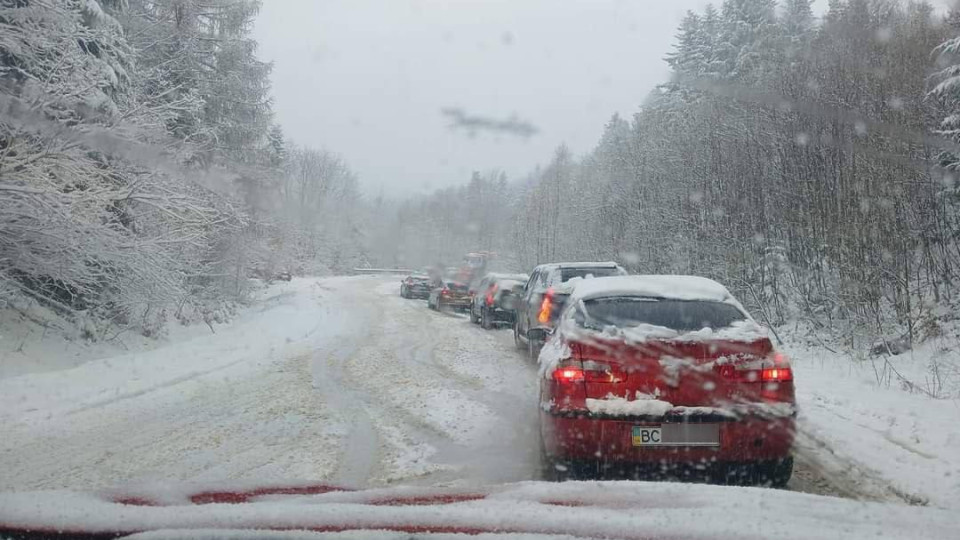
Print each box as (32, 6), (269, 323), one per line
(469, 273), (528, 329)
(514, 262), (627, 359)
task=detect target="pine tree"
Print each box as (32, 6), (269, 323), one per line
(930, 9), (960, 170)
(716, 0), (779, 84)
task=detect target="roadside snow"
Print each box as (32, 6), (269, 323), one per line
(786, 338), (960, 509)
(0, 278), (358, 426)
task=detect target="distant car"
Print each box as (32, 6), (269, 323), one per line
(400, 274), (432, 299)
(274, 271), (292, 282)
(514, 262), (627, 359)
(538, 275), (795, 486)
(427, 280), (471, 312)
(469, 273), (528, 329)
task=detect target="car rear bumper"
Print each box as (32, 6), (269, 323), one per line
(540, 411), (795, 464)
(485, 307), (515, 322)
(439, 297), (471, 308)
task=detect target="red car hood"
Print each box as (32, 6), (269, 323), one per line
(0, 480), (953, 539)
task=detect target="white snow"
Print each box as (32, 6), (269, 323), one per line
(1, 273), (959, 534)
(585, 394), (674, 416)
(567, 274), (739, 304)
(551, 261), (622, 269)
(786, 337), (960, 509)
(583, 394), (793, 419)
(0, 481), (954, 540)
(606, 319), (769, 344)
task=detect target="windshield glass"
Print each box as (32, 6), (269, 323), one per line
(579, 297), (747, 332)
(559, 267), (623, 282)
(2, 0), (958, 537)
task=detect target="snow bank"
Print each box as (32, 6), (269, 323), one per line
(787, 337), (960, 510)
(0, 278), (358, 425)
(0, 481), (954, 540)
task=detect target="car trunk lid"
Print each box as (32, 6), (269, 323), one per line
(575, 336), (778, 408)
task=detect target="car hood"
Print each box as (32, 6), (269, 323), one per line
(0, 481), (954, 539)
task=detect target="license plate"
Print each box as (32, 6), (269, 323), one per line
(631, 424), (720, 447)
(632, 427), (663, 446)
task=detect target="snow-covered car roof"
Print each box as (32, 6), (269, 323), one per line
(568, 275), (736, 304)
(537, 261), (622, 270)
(485, 272), (528, 282)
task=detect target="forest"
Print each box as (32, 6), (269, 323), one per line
(378, 0), (960, 347)
(3, 0), (960, 348)
(1, 0), (365, 337)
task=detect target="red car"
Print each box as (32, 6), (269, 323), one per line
(537, 275), (795, 485)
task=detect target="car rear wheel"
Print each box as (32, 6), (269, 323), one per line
(759, 456), (793, 488)
(527, 335), (541, 361)
(538, 434), (560, 482)
(470, 304), (479, 324)
(513, 322), (524, 350)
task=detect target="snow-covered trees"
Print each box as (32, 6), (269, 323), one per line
(931, 8), (960, 171)
(0, 0), (365, 338)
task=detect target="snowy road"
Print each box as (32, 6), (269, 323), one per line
(0, 276), (953, 510)
(0, 277), (539, 491)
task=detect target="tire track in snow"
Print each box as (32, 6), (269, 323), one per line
(310, 340), (381, 488)
(790, 419), (929, 505)
(353, 288), (541, 485)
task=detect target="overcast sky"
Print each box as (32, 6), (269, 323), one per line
(253, 0), (949, 197)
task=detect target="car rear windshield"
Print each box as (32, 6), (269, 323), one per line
(579, 297), (746, 332)
(560, 267), (622, 282)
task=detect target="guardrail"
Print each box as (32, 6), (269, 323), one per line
(352, 268), (413, 275)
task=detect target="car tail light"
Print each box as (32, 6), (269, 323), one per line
(485, 283), (498, 306)
(441, 288), (450, 297)
(552, 360), (623, 384)
(547, 359), (588, 411)
(553, 365), (585, 383)
(717, 352), (793, 382)
(761, 367), (793, 382)
(581, 360), (625, 383)
(538, 288), (554, 324)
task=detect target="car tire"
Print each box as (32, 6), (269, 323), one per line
(761, 456), (794, 488)
(470, 304), (479, 324)
(538, 434), (559, 482)
(400, 286), (408, 299)
(527, 335), (541, 362)
(514, 322), (525, 350)
(481, 307), (493, 330)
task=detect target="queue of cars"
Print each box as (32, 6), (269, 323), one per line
(399, 262), (796, 487)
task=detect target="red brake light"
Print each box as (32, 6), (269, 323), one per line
(553, 366), (584, 382)
(761, 367), (793, 382)
(441, 288), (450, 297)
